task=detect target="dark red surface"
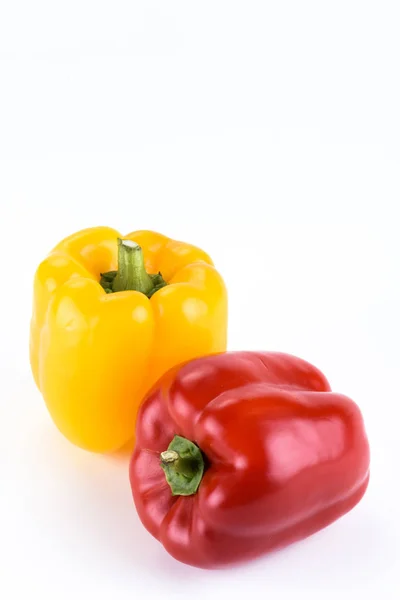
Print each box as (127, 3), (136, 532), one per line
(129, 351), (370, 569)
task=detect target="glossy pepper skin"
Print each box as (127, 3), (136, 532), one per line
(30, 227), (227, 453)
(130, 351), (370, 569)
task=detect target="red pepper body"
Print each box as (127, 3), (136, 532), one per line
(129, 352), (370, 569)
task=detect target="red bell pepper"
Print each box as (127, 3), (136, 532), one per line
(129, 351), (370, 569)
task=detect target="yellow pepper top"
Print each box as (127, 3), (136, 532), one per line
(30, 227), (227, 453)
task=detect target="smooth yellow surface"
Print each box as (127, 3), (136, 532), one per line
(30, 227), (228, 453)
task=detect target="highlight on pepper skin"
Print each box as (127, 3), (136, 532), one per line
(129, 351), (370, 569)
(29, 226), (228, 454)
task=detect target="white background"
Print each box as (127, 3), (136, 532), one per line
(1, 2), (399, 598)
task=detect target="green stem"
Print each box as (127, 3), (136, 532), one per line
(112, 239), (154, 294)
(99, 238), (168, 297)
(160, 435), (205, 496)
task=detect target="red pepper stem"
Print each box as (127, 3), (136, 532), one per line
(112, 239), (154, 294)
(161, 450), (198, 479)
(160, 435), (205, 496)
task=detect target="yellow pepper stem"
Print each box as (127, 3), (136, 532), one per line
(113, 239), (155, 294)
(99, 238), (168, 297)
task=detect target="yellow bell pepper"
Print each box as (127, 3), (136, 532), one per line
(30, 227), (227, 453)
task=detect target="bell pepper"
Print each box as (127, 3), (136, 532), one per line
(30, 227), (227, 453)
(129, 351), (370, 569)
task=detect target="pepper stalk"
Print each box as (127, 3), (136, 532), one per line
(100, 238), (167, 298)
